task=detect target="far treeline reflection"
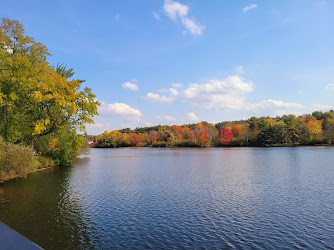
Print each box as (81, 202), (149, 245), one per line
(92, 110), (334, 148)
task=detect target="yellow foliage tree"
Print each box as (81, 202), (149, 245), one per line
(0, 18), (99, 145)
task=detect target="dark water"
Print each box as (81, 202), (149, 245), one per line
(1, 147), (334, 249)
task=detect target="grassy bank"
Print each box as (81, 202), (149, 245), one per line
(0, 138), (55, 183)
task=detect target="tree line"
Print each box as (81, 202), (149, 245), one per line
(93, 110), (334, 148)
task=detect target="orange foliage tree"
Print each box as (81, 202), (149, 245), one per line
(198, 130), (209, 146)
(130, 133), (140, 146)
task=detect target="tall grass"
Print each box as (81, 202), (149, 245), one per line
(0, 137), (35, 182)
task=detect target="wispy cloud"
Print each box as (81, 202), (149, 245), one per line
(312, 104), (332, 111)
(235, 65), (245, 75)
(159, 88), (179, 96)
(242, 4), (257, 13)
(153, 11), (161, 20)
(115, 13), (120, 21)
(165, 115), (177, 121)
(172, 83), (184, 88)
(144, 93), (175, 103)
(163, 0), (205, 36)
(325, 83), (334, 91)
(187, 112), (199, 121)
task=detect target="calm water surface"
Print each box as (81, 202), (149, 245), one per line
(1, 147), (334, 249)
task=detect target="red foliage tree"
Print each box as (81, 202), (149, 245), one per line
(149, 130), (158, 143)
(219, 128), (233, 145)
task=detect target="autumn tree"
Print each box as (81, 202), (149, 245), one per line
(149, 130), (158, 143)
(130, 133), (140, 146)
(0, 18), (99, 145)
(182, 126), (193, 140)
(219, 128), (233, 145)
(0, 18), (100, 164)
(232, 124), (242, 137)
(305, 120), (322, 143)
(198, 130), (209, 146)
(139, 132), (150, 146)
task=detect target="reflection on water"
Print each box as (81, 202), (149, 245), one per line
(0, 166), (97, 249)
(1, 147), (334, 249)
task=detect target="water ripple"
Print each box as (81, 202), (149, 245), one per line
(1, 147), (334, 249)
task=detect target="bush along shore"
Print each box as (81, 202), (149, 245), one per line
(0, 137), (54, 182)
(91, 110), (334, 148)
(0, 18), (99, 182)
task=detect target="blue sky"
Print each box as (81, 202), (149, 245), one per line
(2, 0), (334, 134)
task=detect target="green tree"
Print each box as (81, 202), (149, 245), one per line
(257, 118), (275, 145)
(282, 115), (302, 144)
(272, 121), (288, 144)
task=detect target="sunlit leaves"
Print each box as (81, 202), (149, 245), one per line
(0, 18), (99, 144)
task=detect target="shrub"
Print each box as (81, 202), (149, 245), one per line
(176, 140), (200, 147)
(152, 142), (167, 147)
(0, 137), (35, 182)
(35, 156), (55, 169)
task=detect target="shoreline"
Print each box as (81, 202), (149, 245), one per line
(0, 164), (56, 184)
(94, 143), (334, 149)
(2, 144), (333, 183)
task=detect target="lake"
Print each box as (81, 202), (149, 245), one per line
(1, 147), (334, 249)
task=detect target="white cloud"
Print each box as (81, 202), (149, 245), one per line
(144, 121), (154, 127)
(163, 0), (205, 36)
(246, 99), (305, 115)
(312, 104), (332, 111)
(298, 90), (302, 95)
(242, 4), (257, 13)
(86, 122), (112, 135)
(153, 11), (160, 20)
(86, 102), (144, 134)
(159, 88), (179, 96)
(172, 83), (184, 88)
(122, 80), (139, 91)
(99, 102), (142, 119)
(181, 17), (205, 36)
(187, 112), (199, 121)
(165, 116), (177, 121)
(237, 98), (307, 117)
(164, 0), (188, 21)
(325, 83), (334, 91)
(208, 121), (218, 125)
(144, 93), (175, 103)
(235, 66), (244, 75)
(181, 75), (307, 117)
(182, 75), (254, 110)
